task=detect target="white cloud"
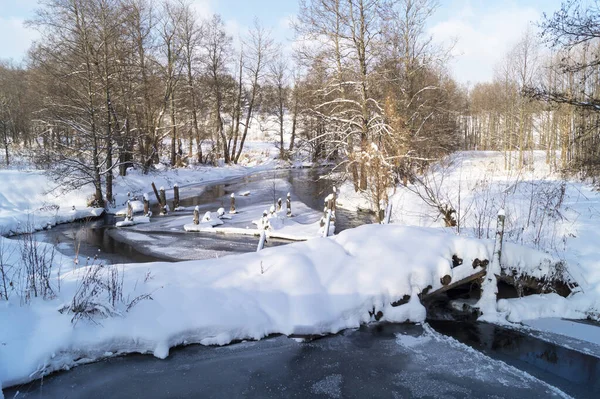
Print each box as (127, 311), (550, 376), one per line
(0, 17), (39, 62)
(429, 3), (540, 85)
(189, 0), (212, 19)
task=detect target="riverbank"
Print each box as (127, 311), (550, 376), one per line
(0, 223), (572, 389)
(0, 145), (291, 236)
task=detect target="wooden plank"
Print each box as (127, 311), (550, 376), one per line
(422, 269), (487, 301)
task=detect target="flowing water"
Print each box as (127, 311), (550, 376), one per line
(5, 168), (599, 398)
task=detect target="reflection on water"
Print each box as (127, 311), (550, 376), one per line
(26, 168), (374, 265)
(429, 320), (600, 398)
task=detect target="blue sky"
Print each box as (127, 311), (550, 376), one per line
(0, 0), (564, 84)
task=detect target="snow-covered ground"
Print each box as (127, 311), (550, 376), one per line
(0, 223), (561, 389)
(338, 151), (600, 327)
(0, 142), (286, 237)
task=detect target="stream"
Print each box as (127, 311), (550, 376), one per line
(27, 168), (373, 264)
(4, 168), (599, 398)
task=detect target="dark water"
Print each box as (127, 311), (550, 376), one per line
(7, 169), (598, 398)
(4, 323), (579, 399)
(429, 320), (600, 398)
(28, 168), (373, 264)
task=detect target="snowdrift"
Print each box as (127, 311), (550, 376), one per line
(0, 224), (573, 389)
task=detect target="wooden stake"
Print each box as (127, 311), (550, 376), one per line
(193, 206), (200, 225)
(151, 182), (161, 205)
(257, 230), (267, 252)
(143, 194), (149, 216)
(173, 184), (180, 209)
(230, 193), (236, 213)
(126, 200), (133, 221)
(323, 209), (332, 237)
(286, 192), (291, 217)
(159, 187), (167, 215)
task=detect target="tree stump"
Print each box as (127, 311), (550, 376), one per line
(277, 197), (282, 212)
(159, 187), (167, 215)
(261, 210), (269, 230)
(193, 206), (200, 225)
(143, 194), (149, 216)
(230, 193), (236, 214)
(126, 200), (133, 221)
(173, 184), (180, 209)
(286, 192), (291, 217)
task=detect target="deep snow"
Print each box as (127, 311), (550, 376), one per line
(0, 223), (564, 388)
(338, 151), (600, 324)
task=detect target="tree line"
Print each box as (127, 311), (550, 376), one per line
(463, 1), (600, 178)
(0, 0), (597, 209)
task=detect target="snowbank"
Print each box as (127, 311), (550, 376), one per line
(0, 148), (283, 237)
(0, 170), (105, 236)
(337, 150), (600, 324)
(1, 224), (566, 388)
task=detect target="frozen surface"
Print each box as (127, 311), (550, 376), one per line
(0, 224), (564, 389)
(3, 324), (570, 399)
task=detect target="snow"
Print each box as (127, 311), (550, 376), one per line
(521, 318), (600, 347)
(0, 145), (284, 237)
(115, 216), (151, 228)
(337, 150), (600, 324)
(497, 294), (589, 322)
(0, 224), (559, 388)
(0, 170), (105, 236)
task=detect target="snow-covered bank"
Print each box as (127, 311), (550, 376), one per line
(0, 224), (565, 389)
(0, 170), (105, 236)
(337, 150), (600, 325)
(0, 150), (285, 237)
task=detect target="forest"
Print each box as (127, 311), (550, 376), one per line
(0, 0), (599, 209)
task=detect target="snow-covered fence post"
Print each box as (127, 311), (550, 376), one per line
(159, 187), (167, 215)
(193, 206), (200, 225)
(476, 208), (505, 319)
(151, 182), (161, 205)
(230, 193), (236, 214)
(257, 230), (267, 252)
(261, 210), (269, 230)
(331, 187), (337, 221)
(173, 184), (180, 210)
(286, 192), (292, 217)
(323, 209), (332, 237)
(126, 200), (133, 221)
(143, 194), (150, 217)
(384, 202), (393, 224)
(277, 197), (282, 212)
(269, 205), (276, 216)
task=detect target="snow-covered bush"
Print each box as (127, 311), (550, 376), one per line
(58, 263), (153, 325)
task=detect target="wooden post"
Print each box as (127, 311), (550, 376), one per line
(126, 200), (133, 221)
(331, 187), (337, 221)
(286, 192), (291, 217)
(277, 197), (282, 212)
(173, 184), (180, 210)
(151, 182), (161, 205)
(257, 230), (267, 252)
(159, 187), (167, 215)
(193, 206), (200, 225)
(230, 193), (236, 214)
(493, 210), (505, 269)
(143, 194), (149, 217)
(323, 209), (332, 237)
(261, 210), (269, 230)
(269, 205), (275, 216)
(384, 202), (392, 224)
(477, 209), (505, 316)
